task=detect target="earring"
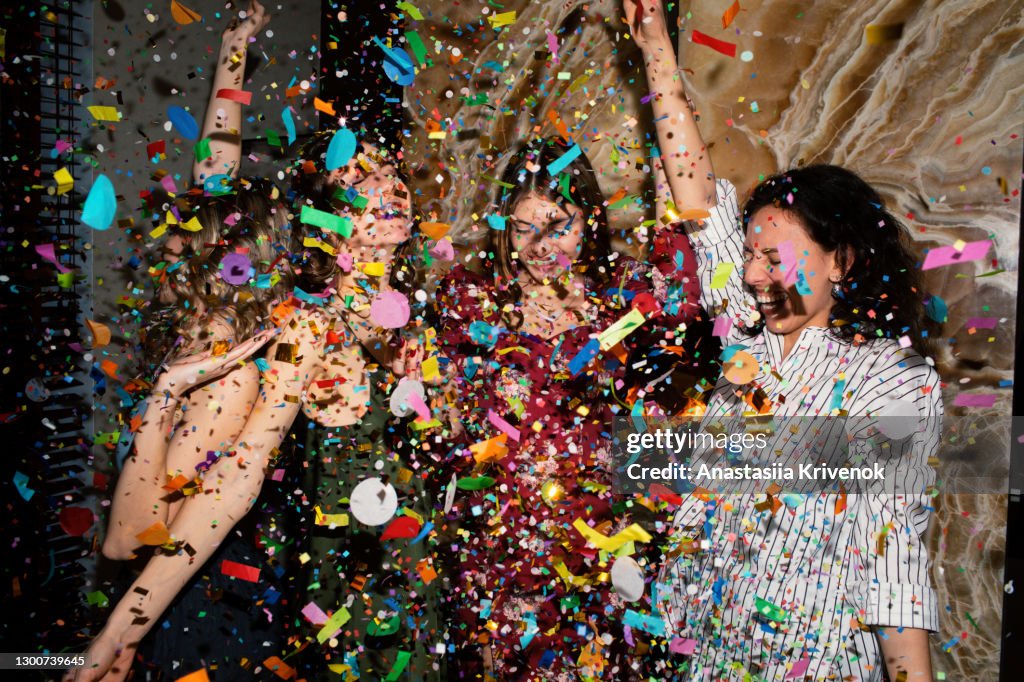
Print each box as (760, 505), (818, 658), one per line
(831, 280), (842, 296)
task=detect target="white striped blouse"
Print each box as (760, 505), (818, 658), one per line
(658, 179), (941, 681)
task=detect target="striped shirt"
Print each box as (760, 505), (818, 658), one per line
(659, 180), (941, 681)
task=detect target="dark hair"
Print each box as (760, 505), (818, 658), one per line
(288, 129), (423, 301)
(742, 164), (934, 355)
(488, 137), (612, 325)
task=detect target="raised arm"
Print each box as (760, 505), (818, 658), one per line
(192, 0), (270, 184)
(626, 0), (755, 331)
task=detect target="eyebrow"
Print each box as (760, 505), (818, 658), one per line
(743, 244), (778, 255)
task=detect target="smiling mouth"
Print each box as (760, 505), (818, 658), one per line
(756, 291), (788, 307)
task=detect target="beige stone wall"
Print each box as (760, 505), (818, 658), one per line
(402, 1), (1023, 677)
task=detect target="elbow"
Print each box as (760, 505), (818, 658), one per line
(101, 533), (138, 562)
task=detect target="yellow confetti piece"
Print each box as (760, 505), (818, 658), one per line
(357, 261), (386, 277)
(314, 505), (349, 527)
(421, 356), (439, 382)
(180, 216), (203, 232)
(572, 519), (651, 552)
(710, 262), (735, 289)
(597, 308), (646, 351)
(553, 557), (591, 587)
(487, 10), (517, 27)
(304, 236), (336, 255)
(317, 607), (352, 643)
(87, 105), (121, 122)
(150, 223), (168, 239)
(170, 0), (202, 25)
(53, 167), (74, 195)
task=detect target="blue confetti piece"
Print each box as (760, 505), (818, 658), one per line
(203, 173), (234, 195)
(167, 105), (199, 140)
(81, 174), (117, 230)
(568, 337), (601, 377)
(925, 295), (948, 323)
(282, 107), (296, 145)
(13, 471), (34, 501)
(623, 609), (665, 636)
(486, 213), (506, 231)
(829, 378), (846, 412)
(468, 321), (502, 348)
(546, 143), (582, 176)
(795, 269), (813, 296)
(374, 37), (415, 86)
(325, 127), (358, 171)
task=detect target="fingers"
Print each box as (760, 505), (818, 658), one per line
(220, 328), (278, 363)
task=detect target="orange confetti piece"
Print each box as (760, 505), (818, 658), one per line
(678, 208), (713, 221)
(174, 669), (210, 682)
(313, 97), (336, 116)
(136, 521), (171, 546)
(170, 0), (202, 25)
(100, 359), (119, 378)
(419, 221), (451, 240)
(263, 656), (296, 680)
(722, 0), (741, 29)
(546, 109), (571, 143)
(85, 318), (111, 348)
(163, 473), (190, 492)
(469, 434), (509, 463)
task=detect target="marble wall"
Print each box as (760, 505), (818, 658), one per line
(402, 0), (1023, 677)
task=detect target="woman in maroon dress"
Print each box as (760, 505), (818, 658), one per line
(435, 127), (719, 678)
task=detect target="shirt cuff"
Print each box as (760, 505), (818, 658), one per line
(683, 178), (741, 249)
(862, 581), (939, 632)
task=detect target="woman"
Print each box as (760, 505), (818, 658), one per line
(71, 3), (432, 675)
(434, 7), (722, 675)
(640, 7), (942, 681)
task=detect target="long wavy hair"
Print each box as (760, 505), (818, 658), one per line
(146, 177), (294, 361)
(288, 129), (424, 306)
(742, 164), (935, 355)
(489, 136), (612, 328)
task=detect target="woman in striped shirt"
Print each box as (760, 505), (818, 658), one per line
(629, 2), (942, 680)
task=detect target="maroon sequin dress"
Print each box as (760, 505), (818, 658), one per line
(436, 227), (717, 680)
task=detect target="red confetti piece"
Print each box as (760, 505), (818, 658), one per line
(221, 559), (261, 582)
(215, 89), (253, 105)
(380, 515), (422, 541)
(59, 506), (94, 537)
(691, 30), (737, 58)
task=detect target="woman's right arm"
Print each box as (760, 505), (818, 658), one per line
(626, 0), (755, 330)
(192, 0), (269, 184)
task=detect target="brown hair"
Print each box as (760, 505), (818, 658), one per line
(152, 177), (294, 357)
(488, 137), (612, 325)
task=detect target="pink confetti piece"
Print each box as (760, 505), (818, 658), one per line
(953, 393), (998, 408)
(785, 658), (810, 679)
(487, 409), (521, 442)
(669, 637), (698, 655)
(35, 243), (71, 273)
(301, 601), (329, 626)
(921, 239), (991, 270)
(712, 314), (733, 337)
(965, 317), (998, 329)
(405, 389), (432, 421)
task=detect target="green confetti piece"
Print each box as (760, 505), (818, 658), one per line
(456, 476), (496, 490)
(301, 205), (353, 237)
(86, 591), (109, 607)
(367, 614), (401, 637)
(754, 596), (789, 622)
(266, 129), (281, 148)
(193, 137), (212, 162)
(385, 650), (412, 682)
(405, 31), (428, 65)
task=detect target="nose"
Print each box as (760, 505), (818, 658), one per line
(742, 256), (773, 290)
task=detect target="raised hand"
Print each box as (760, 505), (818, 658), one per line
(623, 0), (673, 52)
(155, 328), (277, 399)
(221, 0), (270, 51)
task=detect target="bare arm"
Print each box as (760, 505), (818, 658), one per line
(626, 0), (716, 217)
(878, 627), (934, 681)
(192, 0), (269, 184)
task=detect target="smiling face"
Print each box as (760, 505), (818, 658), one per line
(510, 192), (585, 286)
(743, 208), (843, 338)
(326, 142), (412, 255)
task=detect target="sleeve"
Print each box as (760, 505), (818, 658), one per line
(847, 347), (942, 631)
(682, 179), (759, 339)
